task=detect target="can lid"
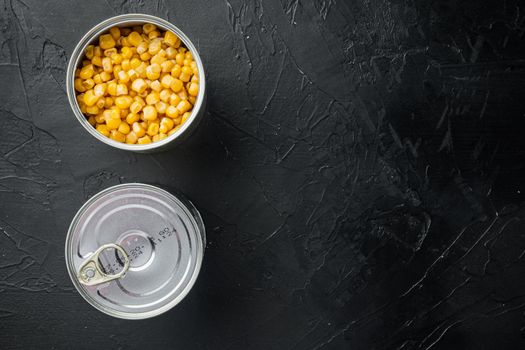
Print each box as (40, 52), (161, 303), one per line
(65, 183), (205, 319)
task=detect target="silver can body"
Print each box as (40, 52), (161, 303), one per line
(66, 14), (206, 153)
(65, 183), (206, 319)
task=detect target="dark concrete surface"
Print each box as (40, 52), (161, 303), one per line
(1, 0), (525, 349)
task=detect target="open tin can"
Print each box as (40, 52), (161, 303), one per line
(66, 14), (207, 152)
(65, 183), (205, 319)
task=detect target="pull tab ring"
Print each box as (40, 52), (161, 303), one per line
(77, 243), (130, 286)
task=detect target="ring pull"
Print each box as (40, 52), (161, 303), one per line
(77, 243), (130, 286)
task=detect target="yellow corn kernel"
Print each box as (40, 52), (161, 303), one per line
(118, 121), (131, 135)
(130, 101), (142, 114)
(185, 51), (193, 60)
(181, 66), (192, 76)
(168, 126), (180, 136)
(129, 57), (140, 69)
(150, 80), (162, 92)
(146, 63), (161, 80)
(126, 131), (138, 144)
(122, 60), (131, 72)
(178, 89), (188, 101)
(159, 89), (171, 102)
(134, 96), (146, 105)
(164, 31), (180, 47)
(166, 105), (180, 118)
(140, 121), (148, 129)
(191, 75), (199, 83)
(175, 53), (184, 65)
(99, 34), (116, 49)
(183, 59), (191, 67)
(169, 93), (181, 106)
(173, 116), (182, 125)
(107, 81), (117, 96)
(116, 83), (128, 96)
(105, 97), (114, 108)
(159, 117), (174, 133)
(126, 113), (140, 124)
(94, 46), (103, 57)
(102, 57), (113, 72)
(100, 71), (112, 82)
(170, 64), (181, 78)
(147, 122), (159, 136)
(115, 95), (133, 109)
(140, 52), (152, 61)
(136, 41), (148, 54)
(86, 105), (99, 115)
(96, 124), (110, 137)
(131, 78), (148, 94)
(96, 98), (106, 109)
(189, 96), (196, 105)
(95, 114), (105, 124)
(135, 62), (148, 78)
(74, 78), (86, 92)
(91, 55), (102, 67)
(117, 70), (129, 83)
(170, 78), (183, 92)
(85, 45), (95, 59)
(88, 116), (96, 126)
(137, 135), (152, 144)
(121, 47), (133, 59)
(142, 23), (156, 34)
(179, 72), (190, 82)
(104, 48), (117, 57)
(143, 105), (157, 120)
(150, 53), (166, 65)
(155, 101), (168, 114)
(148, 39), (162, 55)
(75, 68), (81, 77)
(145, 92), (160, 105)
(106, 116), (121, 130)
(128, 31), (143, 47)
(188, 82), (199, 96)
(160, 60), (174, 73)
(76, 93), (84, 104)
(83, 89), (99, 107)
(160, 74), (174, 89)
(93, 83), (107, 97)
(80, 104), (88, 114)
(181, 111), (191, 124)
(111, 52), (123, 64)
(165, 47), (177, 59)
(148, 30), (161, 39)
(93, 74), (103, 84)
(132, 122), (146, 137)
(113, 65), (122, 78)
(120, 37), (130, 47)
(127, 69), (138, 81)
(110, 26), (121, 40)
(79, 64), (95, 79)
(110, 130), (126, 143)
(176, 100), (191, 114)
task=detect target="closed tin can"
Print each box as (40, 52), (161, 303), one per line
(66, 14), (207, 152)
(65, 183), (205, 319)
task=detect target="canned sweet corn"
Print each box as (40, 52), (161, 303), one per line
(65, 183), (205, 319)
(67, 14), (206, 152)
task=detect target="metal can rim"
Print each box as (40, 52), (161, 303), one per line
(66, 14), (206, 152)
(64, 183), (205, 319)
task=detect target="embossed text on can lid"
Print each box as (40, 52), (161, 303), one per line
(65, 183), (205, 319)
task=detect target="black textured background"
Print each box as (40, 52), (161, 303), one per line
(1, 0), (525, 349)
